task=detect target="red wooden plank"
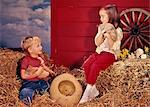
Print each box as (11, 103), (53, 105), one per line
(54, 0), (149, 8)
(57, 37), (96, 51)
(54, 51), (93, 68)
(56, 7), (149, 22)
(56, 7), (123, 22)
(56, 7), (99, 22)
(57, 22), (98, 37)
(51, 0), (57, 59)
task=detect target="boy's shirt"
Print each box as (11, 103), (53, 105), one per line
(21, 55), (42, 81)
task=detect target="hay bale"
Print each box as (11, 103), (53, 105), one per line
(0, 49), (24, 107)
(79, 58), (150, 107)
(0, 49), (61, 107)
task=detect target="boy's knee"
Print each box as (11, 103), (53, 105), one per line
(42, 81), (49, 89)
(38, 80), (49, 94)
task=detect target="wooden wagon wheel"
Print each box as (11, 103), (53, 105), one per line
(120, 8), (150, 51)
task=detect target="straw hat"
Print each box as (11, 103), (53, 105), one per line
(50, 73), (83, 107)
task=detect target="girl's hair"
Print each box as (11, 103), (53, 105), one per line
(102, 4), (120, 28)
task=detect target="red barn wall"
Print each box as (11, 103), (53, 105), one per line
(51, 0), (149, 68)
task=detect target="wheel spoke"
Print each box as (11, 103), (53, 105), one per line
(123, 32), (130, 34)
(140, 33), (150, 38)
(132, 11), (135, 23)
(139, 16), (150, 28)
(121, 19), (130, 29)
(123, 29), (130, 34)
(137, 12), (142, 25)
(124, 13), (130, 25)
(128, 37), (134, 51)
(140, 24), (150, 30)
(140, 31), (150, 34)
(121, 36), (132, 48)
(139, 34), (150, 45)
(123, 28), (130, 32)
(134, 37), (138, 50)
(137, 36), (144, 47)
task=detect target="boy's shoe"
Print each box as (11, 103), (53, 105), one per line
(21, 96), (32, 106)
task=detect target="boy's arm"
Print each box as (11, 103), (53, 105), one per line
(42, 64), (55, 75)
(21, 66), (43, 79)
(37, 56), (55, 75)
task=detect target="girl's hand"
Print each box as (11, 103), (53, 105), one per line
(103, 32), (110, 39)
(101, 30), (107, 36)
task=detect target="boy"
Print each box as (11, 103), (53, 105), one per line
(19, 36), (55, 106)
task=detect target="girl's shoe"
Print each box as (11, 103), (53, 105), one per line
(89, 84), (99, 100)
(79, 84), (92, 103)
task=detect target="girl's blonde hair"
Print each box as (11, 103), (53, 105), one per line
(21, 36), (41, 52)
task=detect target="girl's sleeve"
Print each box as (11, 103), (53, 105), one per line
(116, 28), (123, 40)
(111, 27), (123, 51)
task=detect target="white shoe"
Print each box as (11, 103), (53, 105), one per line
(79, 84), (92, 103)
(89, 84), (99, 100)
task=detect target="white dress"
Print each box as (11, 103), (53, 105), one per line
(95, 27), (123, 59)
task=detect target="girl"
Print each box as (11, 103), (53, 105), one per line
(79, 4), (123, 103)
(19, 36), (55, 106)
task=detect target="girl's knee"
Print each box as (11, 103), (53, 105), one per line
(91, 63), (99, 70)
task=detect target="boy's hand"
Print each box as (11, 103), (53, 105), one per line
(34, 66), (43, 76)
(49, 69), (56, 76)
(27, 65), (38, 74)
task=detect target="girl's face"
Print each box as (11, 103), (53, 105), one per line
(29, 42), (42, 55)
(99, 9), (109, 24)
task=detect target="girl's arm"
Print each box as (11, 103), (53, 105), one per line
(94, 26), (105, 46)
(104, 29), (117, 49)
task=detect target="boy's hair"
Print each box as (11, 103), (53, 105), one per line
(101, 4), (120, 28)
(21, 36), (41, 52)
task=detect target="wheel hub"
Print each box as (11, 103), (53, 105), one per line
(131, 25), (140, 36)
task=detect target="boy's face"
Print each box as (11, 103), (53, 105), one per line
(29, 42), (42, 55)
(99, 9), (109, 24)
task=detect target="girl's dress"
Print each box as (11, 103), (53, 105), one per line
(83, 27), (123, 85)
